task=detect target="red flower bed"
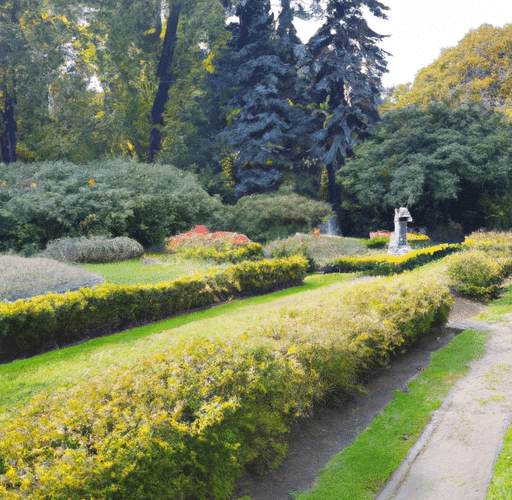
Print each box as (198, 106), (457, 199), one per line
(370, 231), (392, 239)
(166, 226), (252, 250)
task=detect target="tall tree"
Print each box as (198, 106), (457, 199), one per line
(381, 24), (512, 118)
(340, 103), (512, 233)
(302, 0), (389, 222)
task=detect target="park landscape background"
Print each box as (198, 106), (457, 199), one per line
(2, 0), (512, 498)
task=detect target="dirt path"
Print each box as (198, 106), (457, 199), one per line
(233, 297), (490, 500)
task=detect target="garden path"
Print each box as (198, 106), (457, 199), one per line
(234, 297), (512, 500)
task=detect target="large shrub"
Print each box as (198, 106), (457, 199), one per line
(0, 159), (220, 252)
(447, 250), (506, 300)
(219, 193), (334, 243)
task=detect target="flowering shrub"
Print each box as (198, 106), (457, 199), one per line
(447, 250), (505, 300)
(325, 244), (460, 275)
(0, 273), (452, 500)
(165, 226), (262, 263)
(369, 231), (391, 239)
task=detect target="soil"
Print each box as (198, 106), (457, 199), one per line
(233, 296), (488, 500)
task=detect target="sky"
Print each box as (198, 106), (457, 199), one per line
(295, 0), (512, 89)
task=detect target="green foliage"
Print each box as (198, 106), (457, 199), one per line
(0, 270), (452, 500)
(221, 193), (334, 243)
(340, 103), (512, 233)
(0, 256), (308, 363)
(40, 236), (144, 263)
(363, 237), (389, 249)
(447, 250), (506, 300)
(0, 158), (219, 252)
(175, 242), (264, 264)
(486, 425), (512, 499)
(326, 244), (461, 275)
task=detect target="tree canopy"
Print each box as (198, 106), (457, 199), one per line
(381, 23), (512, 118)
(340, 103), (512, 233)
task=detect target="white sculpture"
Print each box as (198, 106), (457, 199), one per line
(388, 207), (412, 255)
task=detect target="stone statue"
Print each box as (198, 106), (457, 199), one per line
(388, 207), (413, 255)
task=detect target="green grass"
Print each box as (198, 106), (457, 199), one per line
(486, 425), (512, 499)
(0, 272), (357, 417)
(476, 280), (512, 323)
(294, 328), (489, 500)
(79, 254), (215, 285)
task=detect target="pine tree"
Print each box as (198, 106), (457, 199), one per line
(303, 0), (389, 222)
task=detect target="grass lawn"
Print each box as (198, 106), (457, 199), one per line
(79, 253), (217, 285)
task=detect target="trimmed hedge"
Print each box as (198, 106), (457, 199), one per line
(176, 242), (264, 263)
(0, 256), (307, 363)
(0, 273), (452, 500)
(324, 244), (460, 275)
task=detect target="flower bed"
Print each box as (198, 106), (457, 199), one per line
(166, 226), (263, 263)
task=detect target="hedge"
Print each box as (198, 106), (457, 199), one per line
(0, 272), (452, 500)
(323, 243), (460, 275)
(0, 256), (308, 363)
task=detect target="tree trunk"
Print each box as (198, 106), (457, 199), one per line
(148, 2), (182, 163)
(0, 97), (17, 164)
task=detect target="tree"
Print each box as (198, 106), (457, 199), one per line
(381, 24), (512, 118)
(339, 103), (512, 233)
(302, 0), (389, 222)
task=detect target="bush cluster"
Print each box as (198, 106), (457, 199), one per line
(0, 159), (219, 252)
(166, 228), (264, 263)
(363, 236), (389, 249)
(0, 273), (452, 500)
(447, 251), (506, 300)
(216, 193), (334, 243)
(40, 236), (144, 263)
(325, 244), (460, 275)
(0, 256), (308, 363)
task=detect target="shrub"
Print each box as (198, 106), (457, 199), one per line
(264, 234), (367, 268)
(0, 159), (219, 252)
(220, 193), (334, 243)
(325, 244), (460, 275)
(447, 250), (506, 300)
(40, 236), (144, 263)
(0, 273), (452, 500)
(363, 236), (389, 249)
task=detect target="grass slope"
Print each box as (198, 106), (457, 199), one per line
(295, 328), (489, 500)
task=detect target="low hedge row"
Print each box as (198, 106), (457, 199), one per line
(324, 244), (460, 275)
(0, 273), (452, 500)
(176, 242), (265, 263)
(0, 256), (307, 363)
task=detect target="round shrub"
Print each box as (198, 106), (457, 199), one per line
(447, 250), (505, 300)
(363, 236), (389, 249)
(41, 236), (144, 263)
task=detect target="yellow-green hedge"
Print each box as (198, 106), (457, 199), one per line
(0, 256), (307, 363)
(0, 272), (452, 500)
(325, 244), (460, 275)
(176, 242), (265, 263)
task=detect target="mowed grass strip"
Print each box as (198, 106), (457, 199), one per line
(0, 272), (358, 416)
(294, 328), (489, 500)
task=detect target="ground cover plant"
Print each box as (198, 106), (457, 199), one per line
(40, 236), (144, 263)
(0, 266), (453, 499)
(0, 255), (105, 302)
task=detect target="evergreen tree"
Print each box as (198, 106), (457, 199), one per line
(303, 0), (389, 223)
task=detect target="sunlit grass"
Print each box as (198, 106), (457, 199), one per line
(79, 254), (216, 285)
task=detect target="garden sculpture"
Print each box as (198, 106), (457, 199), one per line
(388, 207), (413, 255)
